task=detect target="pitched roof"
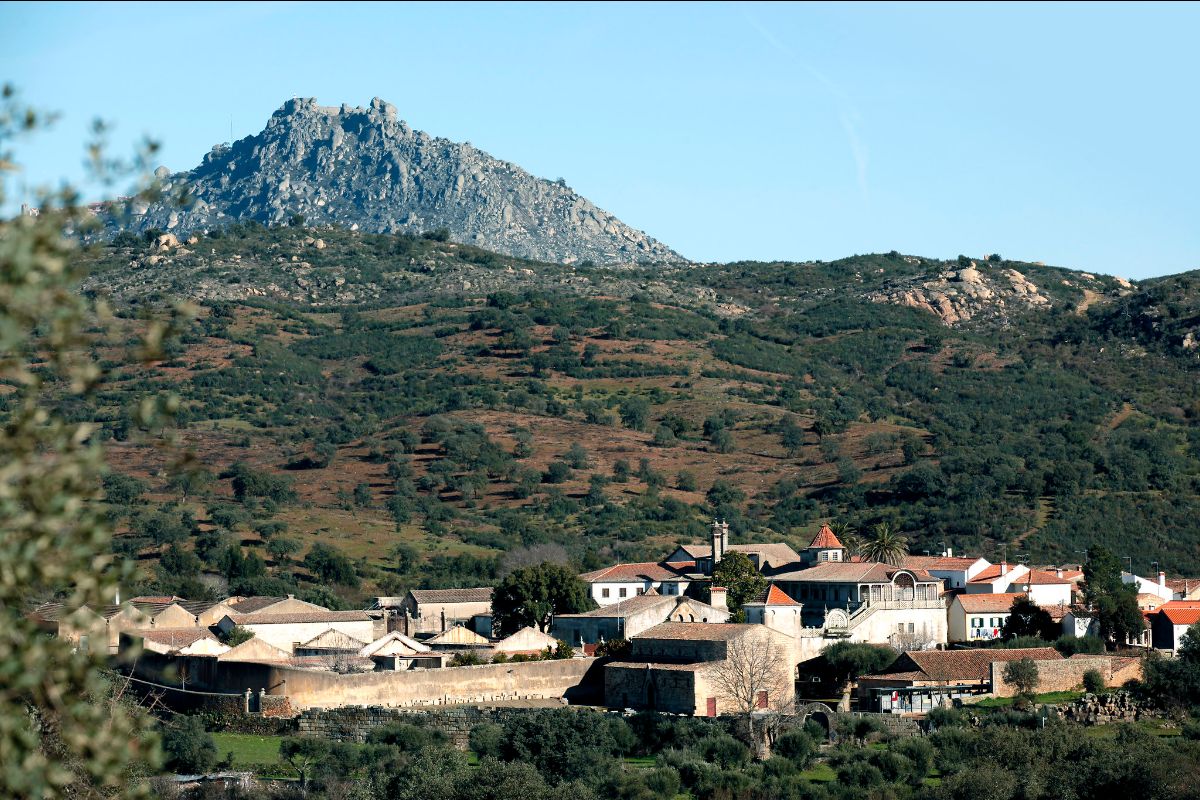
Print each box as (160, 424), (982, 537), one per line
(808, 525), (844, 550)
(216, 636), (292, 663)
(130, 595), (184, 604)
(579, 562), (691, 583)
(747, 584), (802, 606)
(1015, 569), (1072, 586)
(902, 556), (984, 572)
(1165, 578), (1200, 596)
(493, 626), (560, 652)
(634, 622), (761, 642)
(773, 562), (936, 584)
(556, 592), (676, 618)
(954, 593), (1024, 613)
(138, 628), (217, 649)
(408, 587), (493, 605)
(299, 629), (370, 650)
(678, 543), (802, 568)
(226, 610), (373, 625)
(226, 596), (287, 613)
(1156, 601), (1200, 626)
(358, 631), (432, 657)
(891, 647), (1062, 682)
(426, 624), (491, 645)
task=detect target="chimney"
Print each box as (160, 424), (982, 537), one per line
(1000, 561), (1008, 576)
(1159, 571), (1167, 588)
(1056, 567), (1064, 579)
(710, 519), (725, 569)
(946, 547), (953, 557)
(710, 586), (727, 612)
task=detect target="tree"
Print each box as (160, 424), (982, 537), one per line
(280, 736), (331, 789)
(709, 632), (789, 752)
(303, 542), (359, 587)
(830, 521), (861, 558)
(860, 522), (909, 566)
(1002, 657), (1039, 709)
(823, 641), (896, 710)
(161, 715), (218, 773)
(1083, 546), (1145, 646)
(710, 552), (766, 613)
(491, 562), (594, 635)
(1002, 596), (1059, 641)
(219, 625), (254, 647)
(618, 396), (650, 430)
(0, 86), (164, 796)
(1082, 669), (1106, 694)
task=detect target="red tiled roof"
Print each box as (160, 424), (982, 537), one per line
(808, 524), (844, 550)
(1156, 601), (1200, 626)
(954, 593), (1025, 613)
(899, 647), (1062, 682)
(765, 585), (801, 606)
(579, 562), (689, 583)
(902, 556), (983, 571)
(1017, 569), (1072, 586)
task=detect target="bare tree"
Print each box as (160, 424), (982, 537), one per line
(709, 632), (790, 753)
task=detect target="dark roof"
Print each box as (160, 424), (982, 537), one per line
(884, 648), (1063, 683)
(138, 628), (217, 648)
(408, 587), (494, 605)
(226, 596), (287, 613)
(226, 610), (373, 625)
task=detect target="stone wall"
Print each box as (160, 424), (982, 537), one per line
(1062, 691), (1159, 725)
(276, 657), (600, 710)
(989, 655), (1143, 697)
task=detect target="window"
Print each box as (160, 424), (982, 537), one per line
(908, 623), (915, 633)
(619, 588), (627, 598)
(897, 623), (905, 633)
(602, 588), (610, 598)
(637, 588), (645, 595)
(971, 617), (984, 628)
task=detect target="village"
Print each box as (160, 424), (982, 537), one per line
(30, 521), (1200, 726)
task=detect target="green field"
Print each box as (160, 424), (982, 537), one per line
(973, 691), (1084, 709)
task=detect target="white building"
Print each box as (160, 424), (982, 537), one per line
(1123, 571), (1175, 603)
(902, 555), (991, 591)
(215, 610), (379, 654)
(948, 593), (1024, 642)
(579, 562), (696, 606)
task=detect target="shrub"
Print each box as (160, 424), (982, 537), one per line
(1083, 668), (1106, 694)
(161, 715), (218, 773)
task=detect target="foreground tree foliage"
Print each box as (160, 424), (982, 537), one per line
(0, 86), (165, 797)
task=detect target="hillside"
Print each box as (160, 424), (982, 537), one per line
(59, 225), (1200, 606)
(100, 97), (679, 265)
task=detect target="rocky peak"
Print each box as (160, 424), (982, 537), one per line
(110, 97), (682, 265)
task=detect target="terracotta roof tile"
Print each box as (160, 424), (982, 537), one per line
(808, 525), (844, 550)
(902, 556), (983, 571)
(765, 584), (801, 606)
(897, 647), (1062, 682)
(954, 593), (1025, 613)
(1156, 601), (1200, 625)
(138, 628), (217, 648)
(773, 562), (937, 584)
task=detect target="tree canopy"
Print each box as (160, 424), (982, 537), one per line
(491, 562), (593, 635)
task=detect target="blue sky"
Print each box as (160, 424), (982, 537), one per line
(2, 1), (1197, 278)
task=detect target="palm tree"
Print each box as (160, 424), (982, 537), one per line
(861, 522), (909, 566)
(830, 521), (861, 558)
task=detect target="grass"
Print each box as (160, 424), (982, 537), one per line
(624, 756), (657, 769)
(798, 763), (836, 782)
(973, 691), (1083, 709)
(211, 732), (284, 765)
